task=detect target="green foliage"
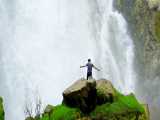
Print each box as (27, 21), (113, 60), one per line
(0, 97), (4, 120)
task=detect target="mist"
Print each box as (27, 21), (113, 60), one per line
(0, 0), (135, 120)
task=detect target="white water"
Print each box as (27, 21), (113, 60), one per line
(0, 0), (135, 120)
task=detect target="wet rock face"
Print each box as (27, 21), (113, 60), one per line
(63, 79), (97, 113)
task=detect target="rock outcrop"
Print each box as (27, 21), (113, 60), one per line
(37, 78), (149, 120)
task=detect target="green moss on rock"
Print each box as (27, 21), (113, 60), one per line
(41, 105), (81, 120)
(154, 11), (160, 41)
(90, 93), (146, 120)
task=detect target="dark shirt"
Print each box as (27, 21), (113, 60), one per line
(86, 62), (93, 73)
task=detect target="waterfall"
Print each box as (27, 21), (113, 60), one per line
(88, 0), (135, 93)
(0, 0), (135, 120)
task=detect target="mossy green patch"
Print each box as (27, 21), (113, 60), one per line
(40, 114), (49, 120)
(113, 94), (144, 113)
(41, 105), (81, 120)
(91, 93), (144, 119)
(0, 97), (4, 120)
(154, 11), (160, 41)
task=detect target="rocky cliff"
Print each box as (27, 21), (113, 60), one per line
(114, 1), (160, 119)
(0, 97), (4, 120)
(115, 0), (160, 80)
(26, 78), (149, 120)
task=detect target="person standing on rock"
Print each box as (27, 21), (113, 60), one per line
(80, 59), (100, 80)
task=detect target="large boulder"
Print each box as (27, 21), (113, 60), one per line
(96, 79), (116, 104)
(63, 79), (97, 113)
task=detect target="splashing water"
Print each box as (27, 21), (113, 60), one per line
(0, 0), (135, 120)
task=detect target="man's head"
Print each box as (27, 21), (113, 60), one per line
(88, 59), (91, 62)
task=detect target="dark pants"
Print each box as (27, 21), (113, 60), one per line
(87, 72), (92, 80)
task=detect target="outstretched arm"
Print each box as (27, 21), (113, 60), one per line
(93, 65), (100, 71)
(80, 65), (86, 68)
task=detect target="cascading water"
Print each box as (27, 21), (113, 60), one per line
(0, 0), (135, 120)
(88, 0), (135, 93)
